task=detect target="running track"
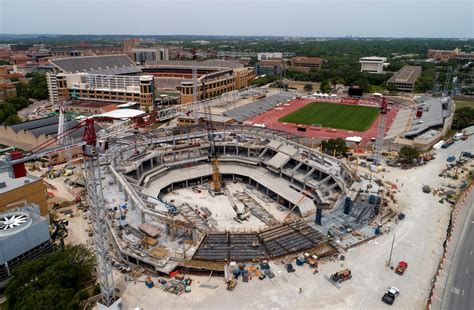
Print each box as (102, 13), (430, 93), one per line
(244, 98), (400, 146)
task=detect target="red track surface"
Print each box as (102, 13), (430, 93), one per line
(244, 98), (400, 145)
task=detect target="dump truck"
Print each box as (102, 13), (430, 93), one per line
(330, 269), (352, 283)
(382, 287), (400, 305)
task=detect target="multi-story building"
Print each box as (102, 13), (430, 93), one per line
(359, 56), (388, 74)
(427, 48), (459, 62)
(289, 56), (322, 73)
(387, 65), (422, 92)
(131, 48), (169, 65)
(48, 73), (154, 110)
(0, 83), (16, 100)
(257, 52), (283, 61)
(180, 69), (238, 104)
(122, 38), (140, 52)
(256, 59), (285, 76)
(141, 60), (254, 104)
(0, 170), (48, 216)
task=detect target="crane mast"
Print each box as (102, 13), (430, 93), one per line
(82, 118), (116, 306)
(374, 97), (388, 165)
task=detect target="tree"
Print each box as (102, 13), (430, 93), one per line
(5, 245), (95, 310)
(5, 113), (21, 125)
(303, 83), (313, 92)
(28, 73), (49, 100)
(398, 146), (420, 163)
(320, 80), (331, 93)
(321, 138), (348, 156)
(4, 96), (29, 110)
(452, 107), (474, 130)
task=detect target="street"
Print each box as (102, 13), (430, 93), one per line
(441, 190), (474, 310)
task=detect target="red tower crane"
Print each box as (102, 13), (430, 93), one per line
(1, 117), (116, 306)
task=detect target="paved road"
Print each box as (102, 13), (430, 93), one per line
(441, 190), (474, 310)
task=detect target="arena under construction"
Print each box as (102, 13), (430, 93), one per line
(96, 124), (387, 274)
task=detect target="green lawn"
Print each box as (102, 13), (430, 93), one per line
(279, 102), (380, 131)
(454, 100), (474, 110)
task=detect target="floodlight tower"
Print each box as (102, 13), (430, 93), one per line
(374, 97), (388, 165)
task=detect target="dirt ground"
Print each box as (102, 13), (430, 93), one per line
(119, 138), (473, 310)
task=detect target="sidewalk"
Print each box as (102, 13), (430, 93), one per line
(428, 182), (474, 310)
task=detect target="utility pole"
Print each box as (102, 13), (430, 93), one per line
(388, 233), (396, 267)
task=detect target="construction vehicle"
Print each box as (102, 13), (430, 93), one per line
(204, 105), (223, 195)
(395, 261), (408, 275)
(285, 263), (295, 273)
(382, 287), (400, 305)
(422, 184), (431, 193)
(461, 151), (474, 159)
(330, 269), (352, 283)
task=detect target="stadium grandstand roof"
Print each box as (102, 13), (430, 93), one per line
(143, 59), (243, 70)
(95, 108), (145, 119)
(224, 92), (295, 122)
(50, 54), (141, 75)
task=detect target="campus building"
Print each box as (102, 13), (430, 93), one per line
(255, 59), (285, 76)
(359, 56), (388, 74)
(289, 56), (322, 73)
(47, 73), (154, 110)
(387, 65), (422, 92)
(141, 60), (255, 104)
(130, 48), (169, 64)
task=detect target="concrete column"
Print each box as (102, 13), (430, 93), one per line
(223, 145), (226, 156)
(248, 148), (250, 157)
(120, 150), (123, 160)
(185, 180), (188, 187)
(192, 229), (198, 245)
(124, 189), (129, 201)
(248, 178), (251, 185)
(236, 145), (239, 156)
(265, 187), (269, 195)
(140, 211), (145, 224)
(136, 169), (139, 179)
(160, 154), (163, 165)
(256, 183), (259, 190)
(150, 158), (154, 169)
(232, 174), (235, 182)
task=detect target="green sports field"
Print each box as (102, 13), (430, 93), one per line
(278, 102), (380, 131)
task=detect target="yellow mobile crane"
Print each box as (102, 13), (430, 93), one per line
(205, 99), (222, 194)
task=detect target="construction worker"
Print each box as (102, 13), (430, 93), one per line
(299, 288), (303, 294)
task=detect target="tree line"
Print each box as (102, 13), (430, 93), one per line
(0, 73), (49, 125)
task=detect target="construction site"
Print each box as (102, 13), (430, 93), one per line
(0, 52), (471, 308)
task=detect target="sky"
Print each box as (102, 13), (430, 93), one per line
(0, 0), (473, 38)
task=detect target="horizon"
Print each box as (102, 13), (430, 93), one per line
(1, 0), (473, 38)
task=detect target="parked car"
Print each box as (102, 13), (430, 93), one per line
(382, 287), (400, 305)
(395, 261), (408, 275)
